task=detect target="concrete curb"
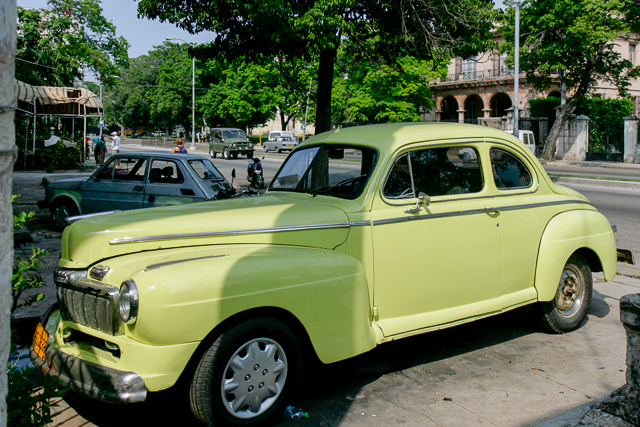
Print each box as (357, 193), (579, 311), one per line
(550, 176), (640, 189)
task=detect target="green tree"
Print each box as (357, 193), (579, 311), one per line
(501, 0), (639, 161)
(334, 54), (444, 123)
(137, 0), (496, 134)
(198, 60), (279, 130)
(16, 0), (129, 86)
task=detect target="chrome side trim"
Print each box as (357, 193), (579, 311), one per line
(145, 254), (229, 271)
(374, 199), (593, 226)
(110, 220), (373, 245)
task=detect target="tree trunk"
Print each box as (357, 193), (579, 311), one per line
(0, 2), (17, 426)
(541, 59), (594, 161)
(315, 47), (337, 135)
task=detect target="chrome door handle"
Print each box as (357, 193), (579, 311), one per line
(134, 185), (144, 191)
(485, 206), (500, 213)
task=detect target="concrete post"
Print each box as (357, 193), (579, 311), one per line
(457, 109), (465, 124)
(570, 115), (589, 161)
(623, 116), (639, 164)
(0, 2), (17, 426)
(598, 294), (640, 425)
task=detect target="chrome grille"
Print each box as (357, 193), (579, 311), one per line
(55, 273), (121, 336)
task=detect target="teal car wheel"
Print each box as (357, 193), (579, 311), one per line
(50, 198), (78, 231)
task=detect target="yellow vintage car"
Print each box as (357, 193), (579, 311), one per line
(31, 123), (618, 427)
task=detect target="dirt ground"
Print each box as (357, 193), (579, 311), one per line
(11, 171), (94, 326)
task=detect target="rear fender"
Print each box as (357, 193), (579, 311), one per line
(535, 209), (616, 302)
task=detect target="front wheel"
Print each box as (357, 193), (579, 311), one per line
(246, 151), (254, 159)
(223, 148), (230, 160)
(50, 199), (78, 231)
(252, 174), (264, 189)
(190, 317), (301, 427)
(210, 147), (217, 158)
(537, 253), (593, 333)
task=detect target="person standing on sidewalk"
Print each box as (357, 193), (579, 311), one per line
(92, 134), (107, 165)
(106, 131), (121, 154)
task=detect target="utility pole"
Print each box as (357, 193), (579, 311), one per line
(513, 0), (521, 138)
(303, 77), (312, 142)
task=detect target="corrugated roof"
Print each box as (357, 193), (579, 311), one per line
(16, 80), (103, 115)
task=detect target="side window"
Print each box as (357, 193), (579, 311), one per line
(383, 154), (414, 199)
(490, 148), (533, 189)
(109, 158), (147, 181)
(383, 147), (483, 199)
(149, 160), (185, 184)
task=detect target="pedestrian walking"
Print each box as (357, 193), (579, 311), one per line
(92, 134), (107, 165)
(105, 131), (121, 153)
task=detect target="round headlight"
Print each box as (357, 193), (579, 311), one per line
(119, 280), (139, 324)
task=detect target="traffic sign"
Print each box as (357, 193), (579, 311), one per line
(99, 119), (104, 127)
(301, 125), (306, 130)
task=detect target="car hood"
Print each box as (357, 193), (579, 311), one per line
(221, 138), (251, 144)
(47, 177), (88, 189)
(59, 193), (351, 269)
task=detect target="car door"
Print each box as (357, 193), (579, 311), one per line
(212, 131), (223, 153)
(83, 156), (148, 213)
(488, 144), (546, 307)
(371, 144), (501, 338)
(144, 159), (205, 207)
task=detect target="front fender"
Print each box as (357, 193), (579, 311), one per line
(535, 209), (616, 302)
(50, 190), (83, 214)
(109, 244), (376, 365)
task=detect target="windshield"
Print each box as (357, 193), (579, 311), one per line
(222, 129), (246, 139)
(188, 159), (225, 181)
(270, 145), (377, 199)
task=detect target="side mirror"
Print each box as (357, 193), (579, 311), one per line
(231, 169), (236, 179)
(404, 192), (430, 214)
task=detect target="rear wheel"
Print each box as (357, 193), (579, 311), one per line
(50, 199), (78, 231)
(210, 147), (217, 158)
(190, 317), (300, 427)
(537, 253), (592, 333)
(252, 174), (264, 189)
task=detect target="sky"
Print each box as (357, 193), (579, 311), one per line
(17, 0), (217, 62)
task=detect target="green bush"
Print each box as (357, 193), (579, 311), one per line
(9, 195), (65, 426)
(15, 139), (84, 171)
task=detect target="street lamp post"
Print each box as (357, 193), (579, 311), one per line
(513, 0), (521, 138)
(165, 37), (211, 151)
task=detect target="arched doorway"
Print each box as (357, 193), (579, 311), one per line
(490, 93), (512, 117)
(464, 95), (483, 124)
(548, 91), (561, 98)
(440, 96), (458, 122)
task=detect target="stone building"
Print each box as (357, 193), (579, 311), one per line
(425, 33), (640, 128)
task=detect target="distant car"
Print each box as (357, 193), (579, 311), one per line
(264, 131), (299, 153)
(37, 152), (234, 229)
(517, 130), (536, 154)
(152, 131), (166, 137)
(208, 127), (254, 159)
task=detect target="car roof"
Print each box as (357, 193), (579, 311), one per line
(211, 128), (244, 132)
(111, 152), (206, 161)
(301, 123), (524, 157)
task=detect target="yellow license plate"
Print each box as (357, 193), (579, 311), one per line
(33, 323), (49, 362)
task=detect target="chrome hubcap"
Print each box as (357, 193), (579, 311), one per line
(555, 265), (584, 317)
(221, 338), (287, 419)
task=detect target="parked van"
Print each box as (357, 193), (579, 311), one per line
(518, 130), (536, 154)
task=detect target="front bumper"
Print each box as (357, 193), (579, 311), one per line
(30, 344), (147, 404)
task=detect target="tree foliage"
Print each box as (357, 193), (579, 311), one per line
(501, 0), (640, 160)
(16, 0), (129, 86)
(137, 0), (497, 134)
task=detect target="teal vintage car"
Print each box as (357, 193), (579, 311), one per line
(32, 123), (624, 427)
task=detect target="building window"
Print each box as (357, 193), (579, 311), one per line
(462, 58), (476, 80)
(630, 44), (636, 65)
(499, 52), (513, 77)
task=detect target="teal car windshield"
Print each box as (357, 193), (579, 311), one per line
(269, 145), (378, 199)
(188, 159), (225, 181)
